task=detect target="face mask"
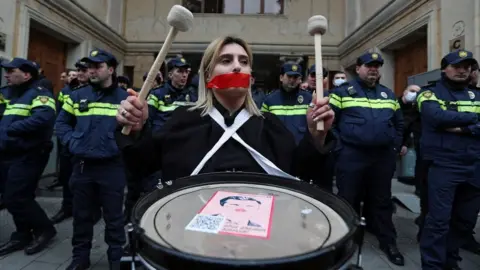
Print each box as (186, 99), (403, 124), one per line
(333, 78), (346, 86)
(405, 91), (417, 102)
(206, 73), (251, 89)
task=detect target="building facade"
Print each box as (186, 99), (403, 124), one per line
(0, 0), (478, 95)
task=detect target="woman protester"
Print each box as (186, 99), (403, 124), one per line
(115, 36), (336, 182)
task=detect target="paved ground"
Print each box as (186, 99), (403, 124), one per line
(1, 178), (480, 270)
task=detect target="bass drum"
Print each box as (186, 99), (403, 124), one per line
(131, 172), (359, 270)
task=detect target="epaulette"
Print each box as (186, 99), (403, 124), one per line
(299, 89), (312, 95)
(265, 89), (279, 97)
(339, 81), (350, 87)
(34, 86), (47, 92)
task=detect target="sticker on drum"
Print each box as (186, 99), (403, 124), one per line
(140, 183), (350, 260)
(185, 191), (275, 239)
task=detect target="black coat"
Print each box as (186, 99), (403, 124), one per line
(115, 105), (336, 182)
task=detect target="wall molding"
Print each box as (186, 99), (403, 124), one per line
(338, 0), (420, 57)
(43, 0), (127, 53)
(127, 42), (338, 56)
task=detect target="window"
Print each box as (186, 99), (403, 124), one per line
(183, 0), (284, 15)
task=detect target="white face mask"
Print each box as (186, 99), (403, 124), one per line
(333, 78), (346, 86)
(405, 91), (417, 102)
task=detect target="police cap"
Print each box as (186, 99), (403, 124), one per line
(356, 52), (384, 66)
(281, 63), (302, 76)
(308, 64), (328, 78)
(0, 57), (39, 76)
(167, 57), (190, 70)
(75, 60), (88, 69)
(441, 50), (478, 69)
(81, 49), (118, 67)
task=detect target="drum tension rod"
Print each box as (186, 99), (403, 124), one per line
(156, 178), (173, 190)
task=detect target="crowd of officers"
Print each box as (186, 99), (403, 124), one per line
(0, 47), (479, 270)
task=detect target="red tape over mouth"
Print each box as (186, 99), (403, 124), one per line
(206, 73), (251, 90)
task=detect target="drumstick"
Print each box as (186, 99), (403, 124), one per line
(307, 15), (328, 131)
(121, 5), (194, 135)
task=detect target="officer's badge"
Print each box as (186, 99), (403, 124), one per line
(423, 91), (433, 99)
(380, 92), (387, 98)
(292, 65), (298, 71)
(185, 94), (190, 102)
(39, 96), (48, 104)
(91, 50), (98, 57)
(459, 51), (468, 58)
(180, 58), (186, 63)
(468, 91), (476, 99)
(164, 95), (172, 104)
(372, 53), (379, 60)
(297, 95), (304, 104)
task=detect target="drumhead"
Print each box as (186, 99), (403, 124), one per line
(132, 172), (358, 269)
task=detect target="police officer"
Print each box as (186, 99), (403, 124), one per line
(0, 83), (7, 209)
(117, 75), (130, 90)
(56, 49), (128, 270)
(0, 58), (57, 256)
(329, 52), (404, 265)
(50, 60), (91, 224)
(301, 64), (328, 92)
(261, 63), (311, 144)
(147, 57), (197, 131)
(418, 50), (480, 269)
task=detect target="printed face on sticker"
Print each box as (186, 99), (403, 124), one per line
(206, 42), (251, 96)
(219, 196), (261, 226)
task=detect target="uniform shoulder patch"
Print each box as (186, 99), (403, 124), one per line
(421, 90), (433, 99)
(72, 84), (86, 90)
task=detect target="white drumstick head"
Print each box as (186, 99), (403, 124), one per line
(307, 15), (328, 36)
(167, 5), (194, 32)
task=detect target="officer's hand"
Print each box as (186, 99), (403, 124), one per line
(400, 146), (408, 156)
(117, 89), (149, 131)
(307, 92), (335, 144)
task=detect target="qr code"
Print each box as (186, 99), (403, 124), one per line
(185, 214), (225, 234)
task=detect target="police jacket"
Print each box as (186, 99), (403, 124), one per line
(147, 81), (198, 131)
(0, 86), (7, 120)
(0, 81), (56, 155)
(115, 102), (336, 182)
(57, 79), (82, 112)
(55, 82), (129, 160)
(329, 78), (404, 150)
(261, 87), (312, 144)
(417, 75), (480, 162)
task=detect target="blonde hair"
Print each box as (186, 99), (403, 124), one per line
(189, 36), (262, 117)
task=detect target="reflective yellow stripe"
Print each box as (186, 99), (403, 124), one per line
(328, 94), (398, 110)
(0, 99), (9, 105)
(58, 92), (64, 103)
(62, 97), (75, 115)
(261, 103), (269, 112)
(31, 96), (56, 111)
(329, 93), (342, 108)
(417, 91), (480, 113)
(62, 97), (119, 116)
(266, 104), (309, 116)
(147, 94), (159, 108)
(4, 96), (56, 116)
(4, 103), (31, 116)
(157, 100), (194, 112)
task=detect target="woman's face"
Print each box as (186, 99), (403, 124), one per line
(209, 43), (251, 96)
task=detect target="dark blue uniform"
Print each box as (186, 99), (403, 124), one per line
(147, 81), (198, 131)
(0, 59), (57, 247)
(0, 86), (7, 196)
(329, 53), (403, 256)
(418, 50), (480, 269)
(56, 50), (128, 266)
(261, 63), (311, 145)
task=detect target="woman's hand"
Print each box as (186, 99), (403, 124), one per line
(307, 92), (335, 145)
(116, 89), (149, 132)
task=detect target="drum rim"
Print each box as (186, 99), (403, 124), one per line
(132, 172), (359, 266)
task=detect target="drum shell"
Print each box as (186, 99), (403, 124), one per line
(132, 172), (359, 270)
